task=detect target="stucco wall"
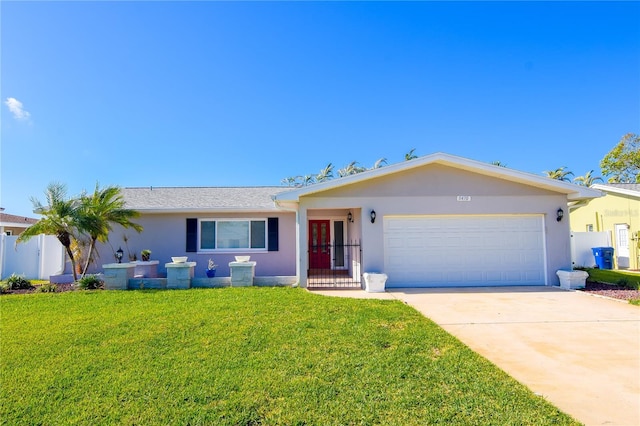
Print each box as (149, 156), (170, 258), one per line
(2, 226), (29, 236)
(570, 193), (639, 234)
(94, 211), (297, 278)
(307, 164), (557, 198)
(298, 165), (572, 286)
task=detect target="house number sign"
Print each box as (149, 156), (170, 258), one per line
(456, 196), (472, 201)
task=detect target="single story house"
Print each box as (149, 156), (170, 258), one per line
(570, 183), (639, 270)
(0, 210), (39, 236)
(98, 153), (601, 288)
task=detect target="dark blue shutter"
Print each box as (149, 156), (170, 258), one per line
(268, 217), (279, 251)
(186, 218), (197, 252)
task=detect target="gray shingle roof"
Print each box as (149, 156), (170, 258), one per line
(121, 187), (291, 212)
(602, 183), (640, 193)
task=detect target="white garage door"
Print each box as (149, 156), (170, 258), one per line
(384, 215), (546, 287)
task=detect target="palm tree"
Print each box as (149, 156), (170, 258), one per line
(316, 163), (334, 183)
(544, 166), (574, 182)
(302, 175), (316, 186)
(281, 177), (297, 187)
(491, 161), (507, 167)
(573, 170), (604, 187)
(338, 161), (366, 177)
(372, 157), (388, 169)
(77, 184), (143, 277)
(404, 148), (418, 161)
(17, 182), (82, 281)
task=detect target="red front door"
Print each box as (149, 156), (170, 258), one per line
(309, 220), (331, 269)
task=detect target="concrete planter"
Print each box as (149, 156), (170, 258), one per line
(363, 273), (388, 293)
(556, 270), (589, 290)
(165, 261), (196, 289)
(229, 261), (256, 287)
(103, 263), (136, 290)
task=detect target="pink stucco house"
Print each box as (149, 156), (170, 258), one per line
(97, 153), (601, 288)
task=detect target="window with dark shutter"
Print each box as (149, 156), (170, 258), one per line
(268, 217), (279, 251)
(186, 218), (197, 252)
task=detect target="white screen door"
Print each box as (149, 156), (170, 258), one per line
(615, 224), (630, 269)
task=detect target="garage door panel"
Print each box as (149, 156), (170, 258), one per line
(486, 271), (502, 281)
(384, 216), (545, 287)
(466, 271), (486, 282)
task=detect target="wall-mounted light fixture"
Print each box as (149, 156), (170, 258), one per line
(556, 208), (564, 222)
(115, 247), (124, 263)
(347, 212), (353, 223)
(370, 210), (377, 224)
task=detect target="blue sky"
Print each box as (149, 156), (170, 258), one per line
(2, 1), (639, 218)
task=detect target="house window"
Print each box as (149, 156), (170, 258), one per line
(5, 231), (12, 236)
(586, 224), (594, 232)
(199, 219), (267, 251)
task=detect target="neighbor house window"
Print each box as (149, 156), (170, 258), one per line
(586, 224), (594, 232)
(199, 219), (266, 250)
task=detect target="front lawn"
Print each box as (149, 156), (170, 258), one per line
(585, 268), (640, 290)
(0, 288), (578, 425)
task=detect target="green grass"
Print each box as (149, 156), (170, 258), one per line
(583, 268), (640, 305)
(0, 288), (578, 425)
(585, 268), (640, 290)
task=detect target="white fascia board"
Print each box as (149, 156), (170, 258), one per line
(591, 184), (640, 199)
(0, 221), (33, 228)
(273, 152), (603, 202)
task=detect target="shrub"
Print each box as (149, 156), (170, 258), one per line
(6, 274), (33, 290)
(76, 275), (103, 290)
(616, 277), (630, 288)
(35, 283), (58, 293)
(0, 281), (10, 294)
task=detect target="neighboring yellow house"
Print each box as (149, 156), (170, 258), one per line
(0, 210), (39, 236)
(570, 184), (640, 270)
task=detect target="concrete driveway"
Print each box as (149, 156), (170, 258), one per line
(314, 286), (640, 426)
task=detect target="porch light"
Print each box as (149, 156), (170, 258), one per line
(556, 208), (564, 222)
(370, 210), (376, 223)
(347, 212), (353, 223)
(115, 247), (124, 263)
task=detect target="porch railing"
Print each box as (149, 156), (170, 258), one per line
(307, 241), (362, 289)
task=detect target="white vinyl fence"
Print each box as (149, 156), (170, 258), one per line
(0, 234), (66, 280)
(571, 231), (612, 268)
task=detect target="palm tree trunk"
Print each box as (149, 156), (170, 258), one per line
(65, 245), (78, 282)
(57, 232), (78, 282)
(81, 238), (97, 279)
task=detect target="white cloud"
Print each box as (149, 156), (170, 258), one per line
(4, 97), (31, 120)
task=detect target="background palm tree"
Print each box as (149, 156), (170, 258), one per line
(404, 148), (418, 161)
(491, 161), (507, 167)
(338, 161), (366, 177)
(371, 157), (388, 169)
(544, 166), (574, 182)
(77, 184), (143, 277)
(281, 177), (297, 187)
(316, 163), (334, 183)
(573, 170), (604, 187)
(17, 182), (81, 281)
(301, 175), (316, 186)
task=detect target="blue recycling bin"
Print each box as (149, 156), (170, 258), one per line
(591, 247), (614, 270)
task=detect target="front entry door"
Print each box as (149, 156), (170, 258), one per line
(309, 220), (331, 269)
(615, 224), (630, 269)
